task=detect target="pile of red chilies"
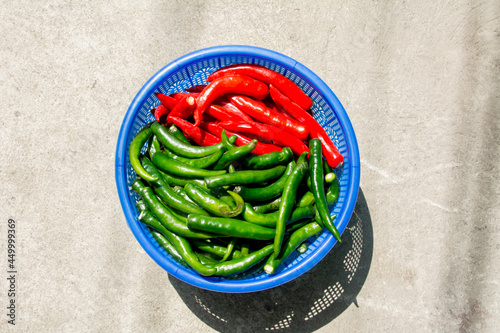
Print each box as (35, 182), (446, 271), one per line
(150, 64), (344, 169)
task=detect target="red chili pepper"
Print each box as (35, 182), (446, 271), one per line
(166, 95), (196, 125)
(194, 74), (268, 126)
(207, 116), (271, 144)
(263, 98), (298, 120)
(217, 121), (309, 157)
(185, 85), (207, 92)
(168, 116), (221, 146)
(216, 99), (254, 123)
(269, 85), (344, 168)
(205, 104), (245, 122)
(155, 92), (178, 110)
(153, 104), (170, 124)
(170, 92), (200, 101)
(207, 64), (313, 110)
(199, 122), (281, 155)
(227, 94), (309, 141)
(263, 98), (281, 114)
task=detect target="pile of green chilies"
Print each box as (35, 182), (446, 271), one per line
(129, 120), (341, 277)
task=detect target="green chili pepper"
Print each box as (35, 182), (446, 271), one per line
(152, 152), (226, 178)
(313, 207), (325, 228)
(240, 241), (250, 257)
(141, 157), (208, 216)
(167, 205), (190, 221)
(172, 185), (197, 205)
(326, 177), (340, 205)
(242, 203), (315, 228)
(135, 201), (215, 275)
(135, 204), (172, 241)
(184, 183), (244, 217)
(210, 244), (274, 276)
(265, 221), (323, 274)
(284, 219), (312, 234)
(168, 124), (190, 144)
(323, 158), (333, 175)
(147, 135), (162, 160)
(216, 188), (240, 209)
(274, 162), (308, 256)
(309, 139), (341, 242)
(157, 169), (205, 188)
(132, 179), (214, 239)
(223, 259), (267, 279)
(159, 134), (237, 169)
(151, 121), (224, 158)
(187, 214), (275, 240)
(221, 129), (236, 150)
(235, 160), (295, 202)
(325, 172), (336, 184)
(220, 238), (237, 262)
(143, 215), (215, 275)
(244, 147), (293, 170)
(160, 148), (225, 169)
(205, 165), (286, 189)
(252, 197), (282, 214)
(297, 180), (340, 209)
(150, 229), (190, 268)
(296, 242), (308, 254)
(306, 170), (337, 191)
(296, 151), (309, 164)
(213, 139), (257, 170)
(136, 199), (149, 212)
(297, 191), (315, 208)
(190, 239), (242, 260)
(195, 252), (220, 265)
(129, 123), (157, 181)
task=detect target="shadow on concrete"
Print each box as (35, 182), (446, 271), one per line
(170, 188), (373, 333)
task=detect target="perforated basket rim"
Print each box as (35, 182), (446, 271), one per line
(115, 45), (360, 293)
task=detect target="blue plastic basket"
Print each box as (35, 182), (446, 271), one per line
(115, 45), (360, 293)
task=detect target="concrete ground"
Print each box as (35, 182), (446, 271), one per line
(1, 1), (499, 332)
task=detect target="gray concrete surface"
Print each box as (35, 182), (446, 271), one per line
(1, 1), (499, 332)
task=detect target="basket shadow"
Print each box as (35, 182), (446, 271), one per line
(169, 188), (373, 333)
